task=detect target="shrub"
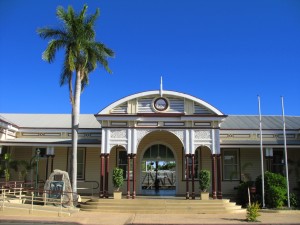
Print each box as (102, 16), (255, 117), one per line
(290, 193), (300, 208)
(246, 202), (261, 222)
(255, 171), (287, 208)
(199, 170), (210, 192)
(112, 167), (124, 191)
(236, 181), (254, 207)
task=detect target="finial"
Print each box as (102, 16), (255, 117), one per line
(160, 76), (163, 97)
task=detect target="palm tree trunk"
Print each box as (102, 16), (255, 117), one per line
(72, 70), (81, 196)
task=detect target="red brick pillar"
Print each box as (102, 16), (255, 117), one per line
(99, 153), (105, 198)
(211, 154), (217, 199)
(217, 154), (222, 199)
(132, 154), (136, 199)
(127, 154), (131, 199)
(185, 154), (190, 199)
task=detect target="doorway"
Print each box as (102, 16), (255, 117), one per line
(140, 144), (176, 196)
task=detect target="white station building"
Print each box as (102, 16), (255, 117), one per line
(0, 89), (300, 199)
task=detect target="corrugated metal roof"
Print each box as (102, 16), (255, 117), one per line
(0, 114), (299, 130)
(221, 139), (300, 146)
(0, 114), (100, 129)
(221, 115), (300, 130)
(0, 138), (101, 145)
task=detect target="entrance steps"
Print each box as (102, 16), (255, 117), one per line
(80, 197), (246, 214)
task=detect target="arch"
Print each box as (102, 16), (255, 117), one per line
(139, 142), (178, 195)
(98, 90), (224, 116)
(137, 129), (184, 150)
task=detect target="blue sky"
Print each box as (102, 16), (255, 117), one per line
(0, 0), (299, 115)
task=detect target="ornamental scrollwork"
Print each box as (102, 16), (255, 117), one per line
(194, 130), (211, 140)
(110, 129), (127, 139)
(137, 129), (152, 144)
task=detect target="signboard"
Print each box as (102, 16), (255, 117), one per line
(49, 181), (64, 199)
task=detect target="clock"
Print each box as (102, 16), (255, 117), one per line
(153, 97), (168, 111)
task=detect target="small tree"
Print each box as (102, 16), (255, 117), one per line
(246, 202), (261, 222)
(112, 167), (124, 191)
(199, 170), (210, 192)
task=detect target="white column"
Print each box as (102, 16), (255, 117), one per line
(184, 130), (189, 154)
(106, 129), (110, 154)
(190, 130), (195, 154)
(127, 128), (132, 154)
(211, 129), (216, 154)
(132, 129), (137, 154)
(101, 129), (106, 154)
(214, 129), (220, 154)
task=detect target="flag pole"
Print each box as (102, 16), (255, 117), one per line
(258, 95), (265, 208)
(281, 96), (290, 208)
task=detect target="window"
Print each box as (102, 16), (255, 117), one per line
(77, 148), (86, 180)
(117, 149), (129, 179)
(223, 149), (240, 180)
(34, 148), (47, 158)
(0, 146), (10, 178)
(272, 149), (284, 175)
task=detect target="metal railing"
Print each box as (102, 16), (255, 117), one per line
(0, 183), (78, 216)
(77, 180), (99, 196)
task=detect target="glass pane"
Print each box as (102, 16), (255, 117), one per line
(224, 165), (238, 180)
(166, 147), (174, 159)
(224, 150), (237, 164)
(77, 149), (84, 163)
(77, 163), (83, 178)
(151, 145), (159, 158)
(119, 165), (127, 179)
(119, 151), (127, 165)
(144, 148), (151, 159)
(159, 145), (167, 159)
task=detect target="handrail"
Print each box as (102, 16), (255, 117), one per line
(0, 186), (77, 216)
(77, 180), (99, 196)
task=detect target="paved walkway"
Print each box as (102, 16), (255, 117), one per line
(0, 207), (299, 225)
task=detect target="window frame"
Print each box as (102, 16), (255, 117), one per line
(272, 148), (285, 176)
(77, 147), (86, 180)
(222, 148), (240, 181)
(116, 148), (131, 180)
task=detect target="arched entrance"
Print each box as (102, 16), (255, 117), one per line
(140, 144), (176, 196)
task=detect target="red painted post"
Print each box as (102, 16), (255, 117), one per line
(99, 154), (105, 198)
(127, 154), (131, 199)
(217, 154), (222, 199)
(211, 154), (217, 199)
(132, 154), (136, 199)
(185, 154), (189, 199)
(192, 154), (195, 199)
(105, 154), (110, 198)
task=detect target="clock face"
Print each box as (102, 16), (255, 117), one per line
(154, 97), (168, 111)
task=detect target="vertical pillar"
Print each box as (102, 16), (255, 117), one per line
(50, 156), (54, 173)
(45, 156), (49, 179)
(185, 154), (189, 199)
(211, 154), (217, 199)
(191, 154), (195, 199)
(132, 154), (136, 199)
(105, 154), (110, 198)
(216, 154), (222, 199)
(127, 154), (131, 199)
(99, 154), (105, 198)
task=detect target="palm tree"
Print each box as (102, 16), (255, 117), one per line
(37, 4), (114, 195)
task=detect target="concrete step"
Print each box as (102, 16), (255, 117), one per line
(79, 197), (245, 214)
